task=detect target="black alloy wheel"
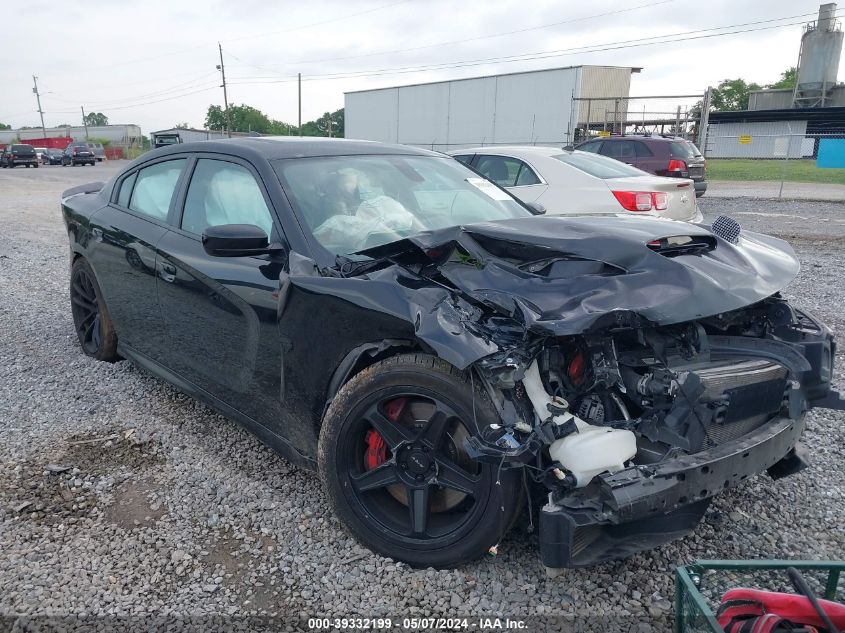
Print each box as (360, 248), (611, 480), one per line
(69, 258), (119, 361)
(319, 354), (521, 568)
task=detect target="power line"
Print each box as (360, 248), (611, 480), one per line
(42, 73), (220, 108)
(80, 86), (219, 112)
(228, 11), (832, 86)
(80, 0), (411, 73)
(245, 0), (676, 69)
(220, 0), (412, 43)
(11, 84), (219, 119)
(222, 0), (675, 79)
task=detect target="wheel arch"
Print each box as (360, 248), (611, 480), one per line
(320, 338), (428, 423)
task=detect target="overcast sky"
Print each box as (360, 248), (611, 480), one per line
(0, 0), (835, 134)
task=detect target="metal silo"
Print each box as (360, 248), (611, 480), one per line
(793, 3), (844, 107)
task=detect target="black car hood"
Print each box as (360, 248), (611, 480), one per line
(357, 214), (800, 337)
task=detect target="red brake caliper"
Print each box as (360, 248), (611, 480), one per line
(364, 397), (406, 470)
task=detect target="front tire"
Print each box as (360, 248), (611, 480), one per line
(319, 353), (521, 568)
(70, 258), (119, 362)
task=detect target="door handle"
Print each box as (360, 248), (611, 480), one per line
(160, 263), (177, 283)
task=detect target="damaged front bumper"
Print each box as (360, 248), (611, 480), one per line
(539, 414), (807, 568)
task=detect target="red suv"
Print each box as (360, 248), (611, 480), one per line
(575, 135), (707, 197)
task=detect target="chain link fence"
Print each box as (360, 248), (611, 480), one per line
(703, 119), (845, 197)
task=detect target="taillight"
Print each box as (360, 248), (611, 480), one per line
(612, 191), (654, 212)
(653, 192), (668, 210)
(668, 159), (687, 173)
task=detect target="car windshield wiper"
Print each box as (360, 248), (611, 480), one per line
(334, 254), (393, 278)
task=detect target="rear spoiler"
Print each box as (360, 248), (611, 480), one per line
(61, 181), (104, 201)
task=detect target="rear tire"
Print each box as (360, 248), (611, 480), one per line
(319, 353), (521, 568)
(70, 258), (119, 362)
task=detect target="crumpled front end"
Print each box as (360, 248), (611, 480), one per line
(298, 215), (836, 567)
(465, 305), (833, 568)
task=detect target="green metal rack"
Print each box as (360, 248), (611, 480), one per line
(675, 559), (845, 633)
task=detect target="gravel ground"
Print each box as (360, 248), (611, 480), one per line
(1, 165), (843, 630)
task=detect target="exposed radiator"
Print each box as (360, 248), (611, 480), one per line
(679, 358), (788, 447)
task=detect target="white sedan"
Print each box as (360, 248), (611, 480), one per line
(449, 146), (702, 223)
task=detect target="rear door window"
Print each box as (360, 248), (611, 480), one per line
(476, 155), (539, 187)
(631, 140), (654, 157)
(600, 141), (638, 160)
(577, 141), (603, 153)
(475, 155), (521, 186)
(452, 154), (474, 165)
(128, 159), (187, 221)
(116, 172), (138, 208)
(514, 162), (541, 186)
(553, 152), (648, 179)
(670, 141), (700, 160)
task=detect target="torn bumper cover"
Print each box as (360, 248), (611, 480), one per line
(539, 415), (807, 568)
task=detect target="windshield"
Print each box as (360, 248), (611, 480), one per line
(274, 155), (529, 256)
(551, 151), (648, 179)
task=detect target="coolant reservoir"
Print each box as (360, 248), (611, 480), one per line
(521, 360), (637, 487)
(549, 426), (637, 487)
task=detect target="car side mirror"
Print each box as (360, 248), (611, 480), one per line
(202, 224), (284, 257)
(526, 202), (546, 216)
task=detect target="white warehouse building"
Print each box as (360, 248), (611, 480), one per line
(344, 65), (642, 151)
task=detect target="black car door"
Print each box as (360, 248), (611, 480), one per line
(155, 154), (288, 432)
(85, 156), (188, 361)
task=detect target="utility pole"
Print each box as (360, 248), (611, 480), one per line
(32, 75), (47, 139)
(81, 106), (89, 140)
(298, 73), (302, 136)
(216, 43), (232, 138)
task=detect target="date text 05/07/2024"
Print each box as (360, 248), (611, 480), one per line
(307, 617), (528, 630)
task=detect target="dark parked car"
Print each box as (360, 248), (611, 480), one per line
(63, 142), (97, 166)
(61, 138), (834, 568)
(1, 144), (39, 168)
(42, 148), (64, 165)
(576, 135), (707, 197)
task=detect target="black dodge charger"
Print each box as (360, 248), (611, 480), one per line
(61, 138), (835, 568)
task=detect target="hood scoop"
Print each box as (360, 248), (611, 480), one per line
(646, 234), (716, 257)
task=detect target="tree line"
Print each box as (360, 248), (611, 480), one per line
(202, 104), (344, 137)
(703, 67), (796, 112)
